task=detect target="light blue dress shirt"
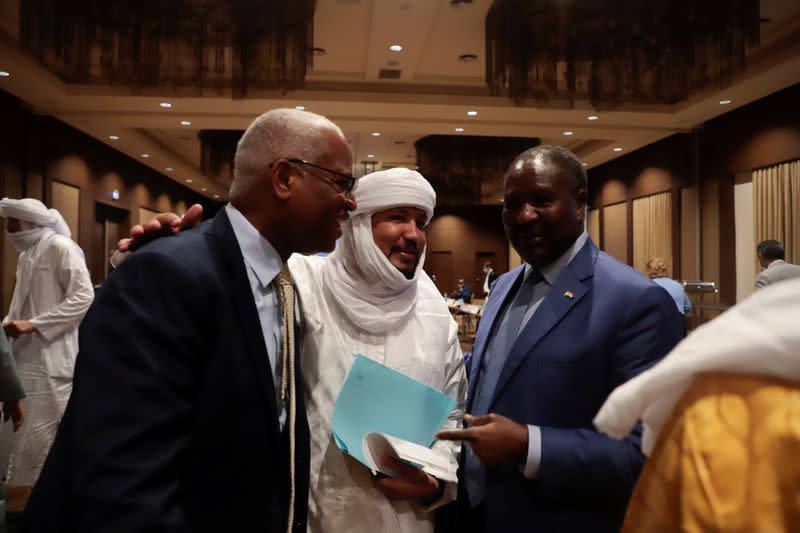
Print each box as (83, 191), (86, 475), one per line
(225, 204), (287, 430)
(518, 231), (589, 479)
(652, 277), (692, 315)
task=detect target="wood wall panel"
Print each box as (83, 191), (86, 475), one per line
(603, 203), (628, 263)
(680, 186), (699, 280)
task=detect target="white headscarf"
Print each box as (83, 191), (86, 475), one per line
(0, 198), (72, 252)
(0, 198), (78, 321)
(322, 168), (437, 334)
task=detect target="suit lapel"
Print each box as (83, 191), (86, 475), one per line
(466, 267), (525, 412)
(206, 210), (280, 431)
(491, 240), (598, 405)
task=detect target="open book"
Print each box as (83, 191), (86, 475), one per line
(363, 432), (458, 483)
(332, 355), (457, 481)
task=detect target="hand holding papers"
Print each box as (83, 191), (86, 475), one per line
(332, 355), (457, 481)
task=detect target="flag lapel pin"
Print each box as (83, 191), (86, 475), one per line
(563, 290), (574, 299)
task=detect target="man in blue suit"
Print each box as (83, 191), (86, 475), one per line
(438, 145), (682, 532)
(23, 108), (357, 532)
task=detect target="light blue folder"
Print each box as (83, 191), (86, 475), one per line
(332, 354), (456, 468)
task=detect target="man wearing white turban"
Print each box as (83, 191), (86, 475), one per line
(0, 198), (93, 489)
(289, 168), (466, 533)
(116, 167), (467, 533)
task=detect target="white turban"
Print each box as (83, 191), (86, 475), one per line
(322, 168), (438, 334)
(350, 167), (436, 221)
(0, 198), (72, 238)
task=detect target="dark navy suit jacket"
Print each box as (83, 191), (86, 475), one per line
(463, 238), (682, 532)
(24, 210), (310, 533)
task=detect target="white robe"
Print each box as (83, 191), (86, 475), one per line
(2, 232), (93, 485)
(289, 254), (467, 533)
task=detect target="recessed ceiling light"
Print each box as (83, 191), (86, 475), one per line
(295, 105), (305, 110)
(458, 54), (478, 63)
(582, 162), (588, 166)
(160, 102), (172, 108)
(201, 187), (207, 192)
(185, 179), (193, 183)
(389, 45), (403, 52)
(371, 132), (381, 137)
(109, 135), (119, 140)
(214, 194), (220, 199)
(613, 147), (623, 152)
(563, 131), (574, 136)
(165, 167), (174, 172)
(467, 110), (478, 116)
(0, 71), (10, 77)
(367, 154), (375, 158)
(141, 153), (150, 158)
(180, 120), (191, 126)
(455, 127), (464, 132)
(719, 99), (732, 105)
(312, 47), (326, 56)
(587, 115), (598, 121)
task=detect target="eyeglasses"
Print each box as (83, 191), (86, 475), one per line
(285, 159), (357, 196)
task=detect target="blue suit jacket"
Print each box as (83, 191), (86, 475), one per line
(24, 210), (310, 533)
(463, 238), (682, 532)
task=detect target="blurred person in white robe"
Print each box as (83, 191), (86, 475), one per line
(115, 169), (467, 533)
(0, 198), (93, 490)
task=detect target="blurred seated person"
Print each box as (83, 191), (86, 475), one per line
(646, 257), (691, 316)
(755, 239), (800, 290)
(595, 277), (800, 532)
(455, 279), (473, 304)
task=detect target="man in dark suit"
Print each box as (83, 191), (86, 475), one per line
(23, 108), (356, 532)
(438, 145), (682, 532)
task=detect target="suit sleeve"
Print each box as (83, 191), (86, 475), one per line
(755, 272), (768, 290)
(537, 285), (682, 492)
(67, 250), (210, 532)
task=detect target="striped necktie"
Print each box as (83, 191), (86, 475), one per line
(276, 266), (297, 533)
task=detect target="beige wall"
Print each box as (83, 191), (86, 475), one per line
(51, 180), (81, 240)
(587, 209), (600, 245)
(680, 186), (699, 280)
(603, 203), (628, 263)
(734, 181), (755, 302)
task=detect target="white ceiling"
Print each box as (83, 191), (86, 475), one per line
(0, 0), (799, 202)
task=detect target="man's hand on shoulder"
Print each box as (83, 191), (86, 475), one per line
(117, 203), (204, 253)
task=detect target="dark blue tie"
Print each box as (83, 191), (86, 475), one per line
(464, 267), (541, 506)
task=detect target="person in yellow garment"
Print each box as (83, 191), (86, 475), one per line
(595, 278), (800, 532)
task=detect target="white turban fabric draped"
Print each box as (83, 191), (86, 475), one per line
(0, 198), (82, 323)
(322, 168), (437, 334)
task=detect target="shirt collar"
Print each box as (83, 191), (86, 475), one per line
(524, 231), (588, 285)
(225, 204), (283, 289)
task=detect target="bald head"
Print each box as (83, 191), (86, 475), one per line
(230, 108), (346, 200)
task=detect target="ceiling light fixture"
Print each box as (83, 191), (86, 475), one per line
(141, 153), (150, 158)
(371, 132), (381, 137)
(185, 179), (193, 183)
(367, 154), (375, 158)
(295, 105), (305, 110)
(563, 131), (574, 136)
(160, 102), (172, 108)
(165, 167), (173, 172)
(312, 47), (326, 56)
(201, 187), (207, 192)
(180, 120), (191, 126)
(455, 127), (464, 132)
(389, 44), (403, 52)
(467, 110), (477, 116)
(214, 194), (220, 199)
(108, 135), (119, 140)
(587, 115), (598, 120)
(613, 147), (623, 152)
(0, 71), (10, 77)
(719, 99), (732, 105)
